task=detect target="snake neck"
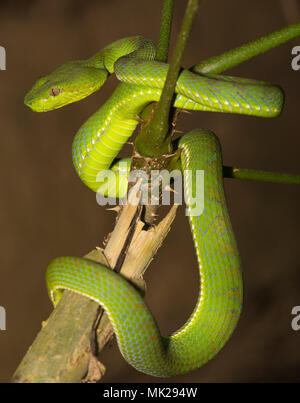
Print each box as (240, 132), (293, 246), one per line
(85, 35), (156, 74)
(71, 83), (162, 194)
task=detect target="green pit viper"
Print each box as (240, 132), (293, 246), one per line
(24, 36), (283, 377)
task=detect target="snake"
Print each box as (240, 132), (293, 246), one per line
(24, 36), (283, 377)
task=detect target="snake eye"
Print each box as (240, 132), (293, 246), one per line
(49, 87), (60, 97)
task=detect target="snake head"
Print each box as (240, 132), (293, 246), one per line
(24, 60), (108, 112)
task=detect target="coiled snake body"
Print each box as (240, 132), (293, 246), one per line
(25, 36), (283, 377)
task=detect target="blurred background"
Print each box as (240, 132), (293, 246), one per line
(0, 0), (299, 383)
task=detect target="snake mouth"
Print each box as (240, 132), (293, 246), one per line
(24, 98), (39, 112)
(24, 94), (32, 106)
(24, 93), (38, 110)
(24, 93), (58, 112)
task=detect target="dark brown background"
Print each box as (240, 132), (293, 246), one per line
(0, 0), (299, 383)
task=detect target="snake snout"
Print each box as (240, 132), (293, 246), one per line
(24, 95), (38, 111)
(24, 97), (32, 108)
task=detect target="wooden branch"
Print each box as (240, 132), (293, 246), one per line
(11, 183), (178, 383)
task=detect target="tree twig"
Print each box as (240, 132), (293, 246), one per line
(223, 166), (300, 185)
(135, 0), (200, 157)
(156, 0), (174, 62)
(192, 21), (300, 74)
